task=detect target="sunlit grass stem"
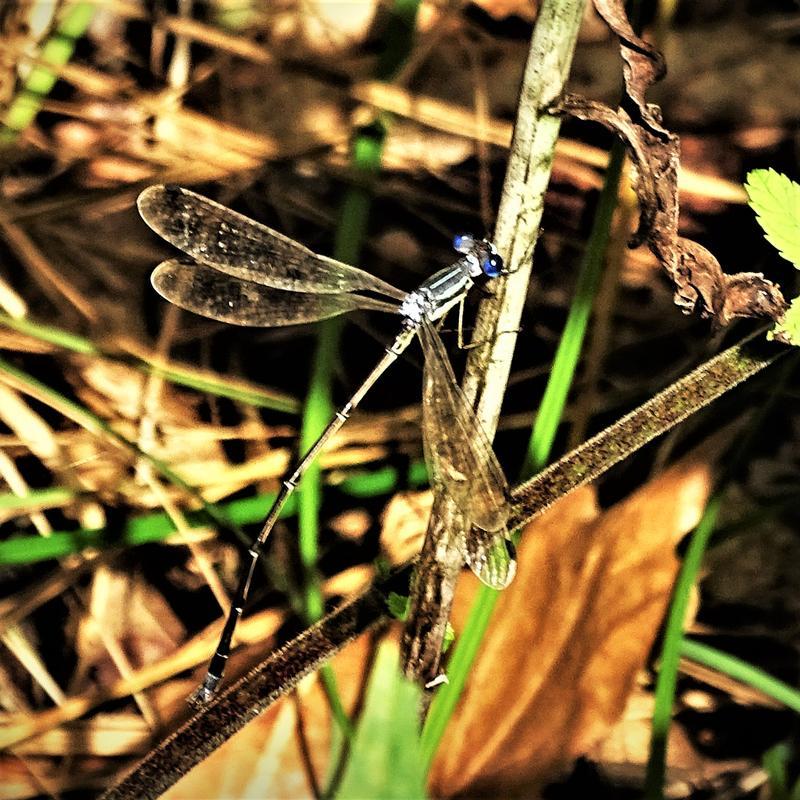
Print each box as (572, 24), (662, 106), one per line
(420, 0), (591, 768)
(1, 1), (97, 144)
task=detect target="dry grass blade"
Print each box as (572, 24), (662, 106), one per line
(0, 607), (283, 752)
(0, 383), (60, 466)
(0, 447), (53, 533)
(0, 209), (97, 321)
(351, 81), (749, 203)
(1, 625), (66, 706)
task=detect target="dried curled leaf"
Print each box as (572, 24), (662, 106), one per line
(554, 0), (787, 326)
(593, 0), (668, 137)
(557, 98), (786, 325)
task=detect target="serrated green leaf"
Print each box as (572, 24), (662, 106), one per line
(745, 169), (800, 269)
(769, 297), (800, 346)
(336, 642), (427, 800)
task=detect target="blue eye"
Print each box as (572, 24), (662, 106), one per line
(453, 233), (475, 254)
(482, 253), (504, 277)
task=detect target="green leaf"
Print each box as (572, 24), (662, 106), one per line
(745, 169), (800, 268)
(762, 742), (791, 800)
(442, 621), (455, 653)
(336, 642), (428, 800)
(387, 592), (410, 621)
(770, 297), (800, 346)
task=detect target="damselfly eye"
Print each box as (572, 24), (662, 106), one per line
(482, 252), (504, 277)
(453, 233), (476, 254)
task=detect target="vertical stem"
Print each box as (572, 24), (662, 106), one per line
(416, 0), (588, 762)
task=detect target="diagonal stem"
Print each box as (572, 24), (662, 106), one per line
(100, 332), (785, 800)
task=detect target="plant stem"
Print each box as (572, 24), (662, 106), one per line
(101, 331), (784, 799)
(1, 1), (97, 144)
(507, 336), (785, 528)
(417, 0), (589, 762)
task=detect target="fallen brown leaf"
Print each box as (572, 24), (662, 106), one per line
(430, 450), (715, 797)
(590, 684), (749, 794)
(162, 631), (378, 800)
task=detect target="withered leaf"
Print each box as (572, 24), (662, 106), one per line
(558, 95), (787, 326)
(557, 2), (788, 326)
(429, 451), (716, 797)
(593, 0), (668, 138)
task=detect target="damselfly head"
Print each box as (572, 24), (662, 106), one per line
(453, 233), (505, 278)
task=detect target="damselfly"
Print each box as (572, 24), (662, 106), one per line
(138, 185), (516, 700)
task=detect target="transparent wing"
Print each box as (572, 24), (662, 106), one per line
(138, 185), (406, 300)
(419, 320), (510, 532)
(458, 513), (516, 590)
(152, 259), (400, 327)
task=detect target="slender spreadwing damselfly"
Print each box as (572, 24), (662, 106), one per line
(138, 184), (516, 700)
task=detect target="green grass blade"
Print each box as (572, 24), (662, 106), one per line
(297, 129), (387, 768)
(681, 639), (800, 714)
(0, 491), (298, 565)
(523, 142), (625, 475)
(336, 642), (427, 799)
(763, 742), (792, 800)
(335, 459), (428, 497)
(0, 486), (76, 513)
(0, 312), (99, 355)
(298, 131), (384, 626)
(1, 1), (97, 144)
(298, 317), (341, 624)
(0, 456), (417, 567)
(292, 0), (420, 769)
(296, 1), (420, 772)
(420, 583), (498, 770)
(643, 495), (721, 800)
